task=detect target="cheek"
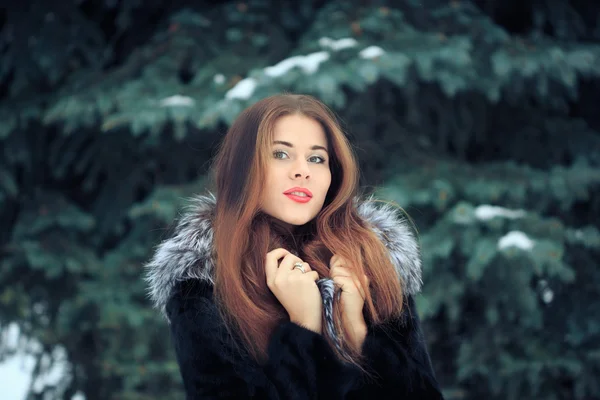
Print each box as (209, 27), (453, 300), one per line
(264, 165), (277, 184)
(265, 167), (283, 194)
(315, 174), (331, 199)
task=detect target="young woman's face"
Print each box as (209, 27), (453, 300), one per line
(260, 113), (332, 229)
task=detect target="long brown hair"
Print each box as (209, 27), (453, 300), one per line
(209, 94), (403, 365)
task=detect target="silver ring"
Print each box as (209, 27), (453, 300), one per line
(293, 262), (306, 274)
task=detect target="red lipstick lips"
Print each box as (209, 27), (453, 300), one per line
(283, 187), (312, 203)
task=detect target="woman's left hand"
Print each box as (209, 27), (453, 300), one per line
(330, 254), (368, 351)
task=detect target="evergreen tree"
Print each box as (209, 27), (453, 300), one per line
(1, 1), (598, 398)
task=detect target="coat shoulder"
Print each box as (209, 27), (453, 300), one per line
(355, 196), (423, 295)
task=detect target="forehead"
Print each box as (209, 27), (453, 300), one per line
(272, 114), (327, 145)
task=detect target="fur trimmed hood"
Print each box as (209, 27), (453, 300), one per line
(145, 192), (423, 321)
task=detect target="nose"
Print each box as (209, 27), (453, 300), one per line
(290, 158), (310, 180)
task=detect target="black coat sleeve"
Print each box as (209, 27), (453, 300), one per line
(349, 295), (444, 399)
(165, 279), (360, 400)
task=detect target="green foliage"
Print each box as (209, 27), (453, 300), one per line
(0, 0), (599, 399)
(1, 182), (206, 399)
(1, 1), (108, 100)
(377, 159), (600, 399)
(4, 1), (600, 141)
(475, 0), (600, 41)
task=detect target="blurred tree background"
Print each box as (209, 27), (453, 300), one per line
(1, 0), (599, 399)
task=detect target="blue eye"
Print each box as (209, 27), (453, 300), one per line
(273, 150), (289, 159)
(273, 150), (326, 164)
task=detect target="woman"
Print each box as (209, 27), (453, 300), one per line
(145, 94), (444, 399)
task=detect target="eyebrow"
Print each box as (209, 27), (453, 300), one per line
(272, 140), (329, 153)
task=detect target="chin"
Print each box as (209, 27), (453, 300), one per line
(261, 202), (322, 228)
(279, 210), (319, 227)
(281, 216), (311, 226)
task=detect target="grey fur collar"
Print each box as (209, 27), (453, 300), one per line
(145, 192), (422, 320)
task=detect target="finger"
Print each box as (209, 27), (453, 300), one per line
(333, 275), (355, 287)
(331, 266), (366, 293)
(329, 254), (344, 268)
(330, 265), (353, 278)
(265, 248), (290, 283)
(332, 276), (356, 291)
(279, 253), (304, 271)
(293, 262), (312, 273)
(333, 275), (365, 298)
(330, 254), (339, 266)
(306, 271), (319, 282)
(267, 248), (291, 261)
(330, 256), (352, 272)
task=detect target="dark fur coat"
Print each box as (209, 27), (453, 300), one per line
(145, 194), (444, 399)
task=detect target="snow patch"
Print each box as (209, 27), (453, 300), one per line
(318, 37), (358, 51)
(264, 51), (330, 78)
(0, 323), (33, 400)
(225, 78), (258, 100)
(223, 45), (334, 102)
(213, 74), (226, 85)
(359, 46), (385, 59)
(0, 323), (76, 400)
(538, 280), (554, 304)
(497, 231), (535, 250)
(159, 95), (195, 107)
(475, 205), (526, 221)
(542, 287), (554, 303)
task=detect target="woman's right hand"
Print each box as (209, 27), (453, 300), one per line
(265, 248), (322, 334)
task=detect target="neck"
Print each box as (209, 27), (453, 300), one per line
(258, 211), (295, 234)
(262, 214), (315, 253)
